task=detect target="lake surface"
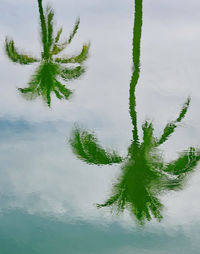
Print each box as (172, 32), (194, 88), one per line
(0, 0), (200, 253)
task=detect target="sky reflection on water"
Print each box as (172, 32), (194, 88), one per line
(0, 0), (200, 253)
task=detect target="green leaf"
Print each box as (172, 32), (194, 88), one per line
(70, 128), (123, 165)
(55, 28), (63, 43)
(141, 121), (156, 152)
(164, 147), (200, 175)
(5, 38), (39, 65)
(67, 17), (80, 44)
(37, 0), (48, 57)
(55, 80), (72, 100)
(97, 194), (121, 209)
(60, 66), (85, 81)
(51, 42), (67, 56)
(18, 67), (41, 95)
(176, 97), (191, 122)
(55, 43), (90, 63)
(157, 97), (191, 145)
(164, 175), (186, 191)
(54, 89), (64, 99)
(18, 88), (40, 101)
(46, 5), (54, 51)
(72, 43), (90, 63)
(45, 87), (51, 107)
(18, 87), (36, 94)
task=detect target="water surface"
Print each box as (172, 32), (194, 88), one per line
(0, 0), (200, 253)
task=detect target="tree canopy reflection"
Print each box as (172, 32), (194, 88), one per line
(5, 0), (89, 107)
(70, 0), (200, 225)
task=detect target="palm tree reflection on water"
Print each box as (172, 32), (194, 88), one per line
(70, 0), (200, 225)
(5, 0), (89, 107)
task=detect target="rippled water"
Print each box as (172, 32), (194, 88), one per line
(0, 0), (200, 253)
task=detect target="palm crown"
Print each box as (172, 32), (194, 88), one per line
(5, 0), (89, 107)
(69, 0), (200, 225)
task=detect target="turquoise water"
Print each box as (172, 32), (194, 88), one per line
(1, 0), (200, 253)
(0, 210), (199, 254)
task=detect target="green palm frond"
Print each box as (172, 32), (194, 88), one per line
(5, 38), (39, 64)
(18, 85), (39, 97)
(55, 80), (72, 100)
(146, 196), (163, 223)
(164, 147), (200, 175)
(38, 0), (48, 58)
(164, 175), (186, 191)
(73, 44), (90, 63)
(55, 28), (63, 43)
(60, 66), (85, 81)
(51, 26), (68, 55)
(98, 181), (128, 213)
(55, 43), (90, 63)
(18, 66), (41, 94)
(18, 88), (39, 101)
(67, 18), (80, 44)
(54, 88), (64, 99)
(141, 121), (156, 152)
(129, 195), (163, 225)
(97, 193), (121, 209)
(43, 85), (51, 107)
(51, 18), (84, 57)
(51, 42), (67, 56)
(18, 87), (35, 94)
(157, 97), (191, 145)
(46, 5), (54, 52)
(70, 128), (123, 165)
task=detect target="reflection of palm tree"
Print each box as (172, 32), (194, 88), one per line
(5, 0), (89, 107)
(70, 0), (200, 225)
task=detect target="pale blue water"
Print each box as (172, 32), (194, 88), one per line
(0, 210), (199, 254)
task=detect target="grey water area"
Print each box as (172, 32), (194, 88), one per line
(1, 0), (200, 253)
